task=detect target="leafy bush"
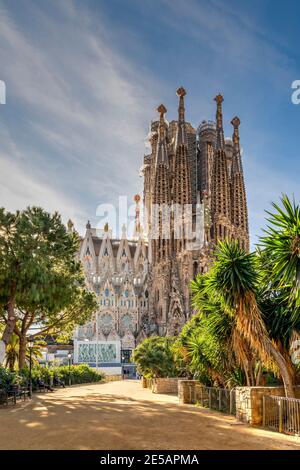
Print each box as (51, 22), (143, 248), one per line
(50, 364), (104, 385)
(0, 367), (16, 391)
(0, 364), (104, 390)
(132, 336), (180, 378)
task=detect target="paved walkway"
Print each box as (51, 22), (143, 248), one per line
(0, 380), (300, 450)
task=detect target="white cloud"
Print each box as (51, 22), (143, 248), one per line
(0, 0), (159, 234)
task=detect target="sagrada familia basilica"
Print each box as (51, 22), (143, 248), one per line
(73, 89), (249, 374)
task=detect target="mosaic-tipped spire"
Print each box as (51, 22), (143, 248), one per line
(214, 93), (225, 151)
(176, 87), (187, 146)
(231, 116), (242, 174)
(133, 194), (141, 236)
(156, 104), (168, 165)
(230, 116), (249, 250)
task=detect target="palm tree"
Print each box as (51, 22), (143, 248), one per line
(4, 333), (19, 370)
(190, 271), (260, 386)
(198, 240), (295, 397)
(259, 194), (300, 308)
(4, 334), (44, 371)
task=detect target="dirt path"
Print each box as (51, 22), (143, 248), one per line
(0, 380), (300, 450)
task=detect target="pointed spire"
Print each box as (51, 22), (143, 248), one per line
(176, 86), (187, 146)
(230, 115), (249, 250)
(67, 219), (74, 233)
(156, 104), (168, 165)
(133, 194), (141, 237)
(214, 93), (225, 150)
(231, 116), (242, 174)
(121, 223), (127, 238)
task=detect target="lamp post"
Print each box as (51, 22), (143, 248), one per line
(67, 352), (72, 386)
(28, 337), (34, 398)
(121, 354), (125, 380)
(132, 324), (139, 378)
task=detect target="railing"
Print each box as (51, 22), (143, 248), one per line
(196, 386), (236, 415)
(263, 395), (300, 436)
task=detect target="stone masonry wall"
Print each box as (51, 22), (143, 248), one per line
(178, 380), (204, 404)
(179, 381), (300, 427)
(152, 378), (179, 394)
(235, 386), (300, 425)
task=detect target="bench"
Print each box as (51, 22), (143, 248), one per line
(8, 385), (30, 402)
(0, 389), (16, 406)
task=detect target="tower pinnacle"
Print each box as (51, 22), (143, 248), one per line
(156, 104), (168, 165)
(230, 115), (249, 250)
(231, 116), (242, 173)
(133, 194), (141, 237)
(214, 93), (225, 150)
(157, 104), (167, 121)
(176, 86), (187, 146)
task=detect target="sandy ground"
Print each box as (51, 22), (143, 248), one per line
(0, 380), (300, 450)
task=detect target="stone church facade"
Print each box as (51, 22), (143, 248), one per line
(73, 220), (150, 374)
(144, 89), (249, 337)
(73, 88), (249, 372)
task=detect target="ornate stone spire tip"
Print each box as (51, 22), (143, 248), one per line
(157, 104), (167, 116)
(86, 220), (91, 229)
(176, 86), (186, 97)
(104, 222), (109, 232)
(231, 116), (241, 128)
(214, 93), (224, 104)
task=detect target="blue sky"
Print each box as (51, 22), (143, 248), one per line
(0, 0), (299, 246)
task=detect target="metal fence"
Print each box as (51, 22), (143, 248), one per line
(263, 395), (300, 436)
(196, 386), (236, 415)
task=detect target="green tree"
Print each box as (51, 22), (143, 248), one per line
(14, 287), (97, 369)
(0, 206), (97, 367)
(192, 240), (295, 397)
(259, 195), (300, 308)
(257, 195), (300, 384)
(184, 276), (255, 386)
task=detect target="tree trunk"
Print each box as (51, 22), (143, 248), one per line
(18, 335), (27, 370)
(255, 362), (262, 386)
(269, 342), (295, 398)
(249, 359), (256, 386)
(2, 295), (16, 345)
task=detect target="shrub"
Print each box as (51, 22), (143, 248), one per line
(132, 336), (179, 378)
(0, 364), (104, 390)
(50, 364), (104, 385)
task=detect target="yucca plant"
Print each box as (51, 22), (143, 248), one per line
(193, 240), (295, 396)
(190, 267), (259, 386)
(259, 195), (300, 308)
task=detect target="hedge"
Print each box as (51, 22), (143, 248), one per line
(0, 364), (104, 390)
